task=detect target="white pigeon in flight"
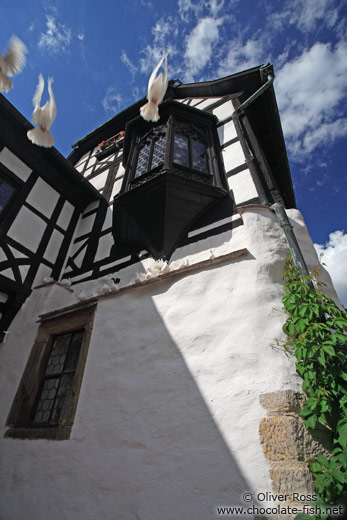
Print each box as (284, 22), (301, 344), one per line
(0, 36), (27, 93)
(140, 51), (168, 122)
(27, 74), (57, 148)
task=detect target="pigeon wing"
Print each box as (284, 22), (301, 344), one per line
(47, 77), (57, 125)
(147, 54), (165, 95)
(158, 51), (168, 104)
(32, 74), (44, 125)
(3, 36), (27, 77)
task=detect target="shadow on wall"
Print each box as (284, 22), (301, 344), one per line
(1, 268), (264, 520)
(71, 279), (258, 519)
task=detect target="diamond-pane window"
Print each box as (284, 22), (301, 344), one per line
(32, 330), (84, 426)
(174, 134), (189, 167)
(192, 138), (207, 172)
(173, 131), (208, 173)
(151, 135), (166, 169)
(135, 142), (151, 178)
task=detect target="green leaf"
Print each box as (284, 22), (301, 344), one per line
(337, 420), (347, 449)
(305, 414), (317, 429)
(316, 454), (330, 467)
(332, 468), (346, 484)
(310, 462), (322, 473)
(300, 405), (313, 417)
(306, 397), (318, 410)
(317, 350), (326, 366)
(322, 344), (335, 356)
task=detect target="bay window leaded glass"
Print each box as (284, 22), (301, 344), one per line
(173, 131), (208, 173)
(132, 120), (210, 184)
(134, 126), (166, 178)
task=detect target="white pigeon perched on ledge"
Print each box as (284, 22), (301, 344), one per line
(140, 51), (168, 122)
(27, 74), (56, 148)
(0, 36), (27, 93)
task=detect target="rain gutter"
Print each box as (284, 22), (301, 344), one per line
(230, 64), (309, 276)
(231, 64), (274, 206)
(271, 202), (310, 276)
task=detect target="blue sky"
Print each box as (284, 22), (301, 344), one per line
(1, 0), (346, 304)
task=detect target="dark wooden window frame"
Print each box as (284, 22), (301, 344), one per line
(5, 303), (96, 440)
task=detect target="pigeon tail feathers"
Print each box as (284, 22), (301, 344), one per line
(27, 127), (54, 148)
(140, 101), (160, 122)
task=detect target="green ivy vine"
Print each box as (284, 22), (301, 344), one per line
(281, 257), (347, 519)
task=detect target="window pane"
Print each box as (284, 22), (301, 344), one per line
(50, 373), (74, 425)
(151, 135), (166, 169)
(45, 334), (70, 375)
(174, 134), (189, 167)
(135, 142), (151, 178)
(0, 178), (16, 213)
(32, 329), (85, 427)
(33, 378), (59, 424)
(191, 139), (207, 172)
(64, 331), (84, 371)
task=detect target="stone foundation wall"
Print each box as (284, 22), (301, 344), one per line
(259, 390), (332, 519)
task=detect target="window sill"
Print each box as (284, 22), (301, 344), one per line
(5, 424), (72, 440)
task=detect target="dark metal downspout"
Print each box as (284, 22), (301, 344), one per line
(271, 202), (310, 276)
(231, 64), (275, 206)
(230, 64), (310, 277)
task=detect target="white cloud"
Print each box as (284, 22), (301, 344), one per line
(121, 51), (138, 78)
(314, 231), (347, 307)
(275, 41), (347, 161)
(184, 17), (223, 80)
(38, 15), (72, 54)
(208, 0), (225, 16)
(269, 0), (339, 32)
(139, 17), (178, 74)
(178, 0), (204, 21)
(178, 0), (228, 21)
(102, 87), (123, 116)
(218, 37), (266, 76)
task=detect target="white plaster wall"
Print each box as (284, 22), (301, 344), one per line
(212, 100), (234, 119)
(26, 178), (60, 218)
(43, 228), (64, 264)
(228, 169), (258, 204)
(89, 171), (109, 191)
(288, 209), (343, 307)
(56, 200), (75, 230)
(222, 141), (246, 172)
(0, 206), (321, 520)
(74, 213), (96, 238)
(94, 233), (113, 262)
(217, 120), (237, 144)
(0, 147), (32, 182)
(7, 206), (47, 252)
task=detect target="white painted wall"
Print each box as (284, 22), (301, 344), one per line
(0, 147), (32, 182)
(1, 206), (334, 520)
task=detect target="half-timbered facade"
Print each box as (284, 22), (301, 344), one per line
(0, 65), (341, 520)
(0, 95), (100, 341)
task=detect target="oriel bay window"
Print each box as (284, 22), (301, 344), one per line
(113, 100), (228, 259)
